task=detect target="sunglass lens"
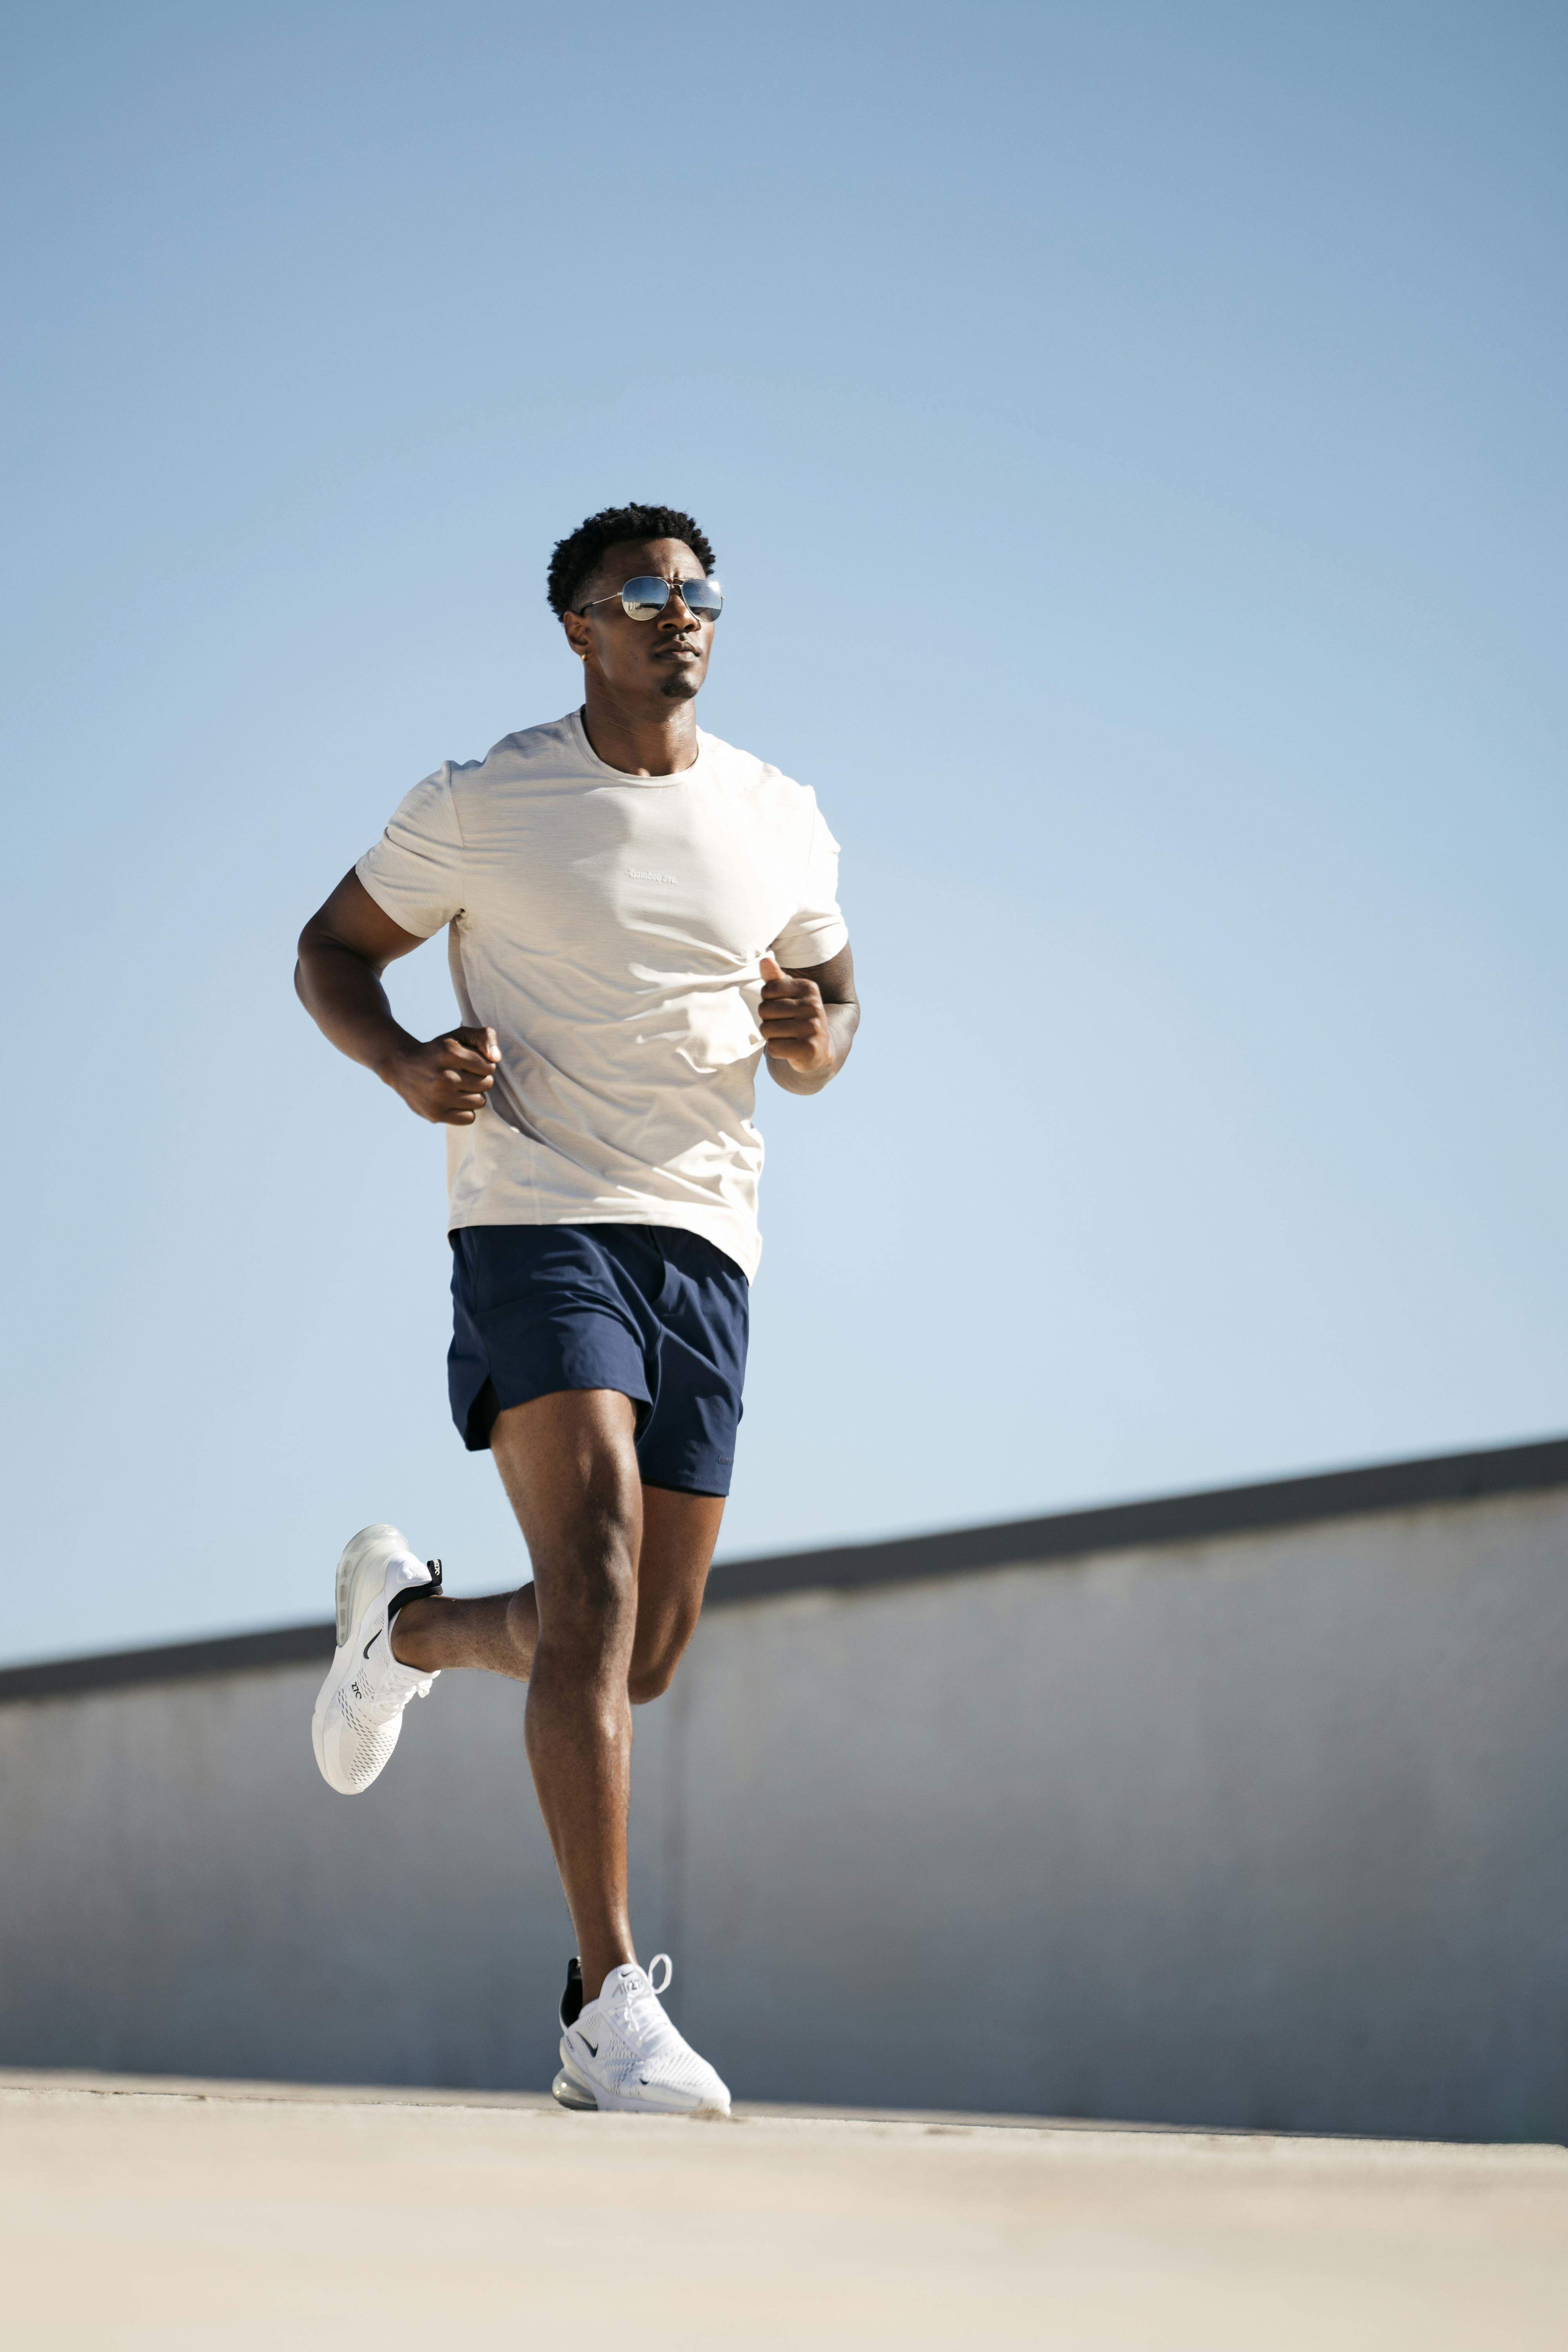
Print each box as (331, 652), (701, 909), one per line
(619, 577), (671, 621)
(678, 578), (724, 620)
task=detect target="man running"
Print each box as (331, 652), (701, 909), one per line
(294, 503), (858, 2116)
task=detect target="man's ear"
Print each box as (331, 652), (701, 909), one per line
(561, 608), (591, 662)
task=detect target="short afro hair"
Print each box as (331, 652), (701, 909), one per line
(547, 503), (717, 620)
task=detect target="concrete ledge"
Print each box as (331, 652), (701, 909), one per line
(0, 1618), (338, 1703)
(710, 1432), (1568, 1609)
(2, 1431), (1563, 1704)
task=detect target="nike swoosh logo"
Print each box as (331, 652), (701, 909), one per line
(363, 1630), (383, 1659)
(581, 2036), (598, 2056)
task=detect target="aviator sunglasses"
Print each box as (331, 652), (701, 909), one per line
(577, 573), (725, 624)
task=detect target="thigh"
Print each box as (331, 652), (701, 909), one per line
(490, 1388), (643, 1628)
(630, 1486), (726, 1693)
(490, 1396), (720, 1690)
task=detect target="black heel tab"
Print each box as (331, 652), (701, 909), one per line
(561, 1955), (584, 2027)
(388, 1559), (443, 1624)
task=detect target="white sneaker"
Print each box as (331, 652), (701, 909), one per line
(310, 1524), (440, 1795)
(553, 1954), (731, 2116)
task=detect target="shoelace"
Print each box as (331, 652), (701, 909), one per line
(358, 1639), (434, 1705)
(610, 1953), (675, 2040)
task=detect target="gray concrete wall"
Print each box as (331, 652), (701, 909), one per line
(3, 1484), (1566, 2140)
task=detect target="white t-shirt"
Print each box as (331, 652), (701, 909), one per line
(356, 709), (848, 1280)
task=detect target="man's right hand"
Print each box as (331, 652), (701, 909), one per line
(383, 1027), (501, 1126)
(296, 873), (506, 1122)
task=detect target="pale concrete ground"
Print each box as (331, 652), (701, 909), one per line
(3, 2073), (1566, 2349)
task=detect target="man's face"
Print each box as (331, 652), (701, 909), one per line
(562, 537), (716, 705)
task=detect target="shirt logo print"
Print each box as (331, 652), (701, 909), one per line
(626, 867), (678, 884)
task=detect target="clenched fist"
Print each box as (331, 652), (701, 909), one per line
(385, 1025), (501, 1125)
(758, 955), (834, 1078)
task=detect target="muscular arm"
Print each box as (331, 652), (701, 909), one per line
(759, 941), (860, 1098)
(295, 869), (500, 1125)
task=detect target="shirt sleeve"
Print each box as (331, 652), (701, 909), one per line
(771, 794), (849, 969)
(355, 764), (465, 939)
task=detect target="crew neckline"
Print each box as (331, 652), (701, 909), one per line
(569, 706), (704, 788)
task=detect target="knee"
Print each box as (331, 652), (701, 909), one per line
(628, 1610), (699, 1706)
(538, 1528), (637, 1664)
(628, 1653), (677, 1706)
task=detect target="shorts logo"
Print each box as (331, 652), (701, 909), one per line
(626, 868), (678, 884)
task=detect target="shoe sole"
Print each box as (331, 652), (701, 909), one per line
(334, 1523), (407, 1648)
(552, 2041), (729, 2118)
(310, 1525), (412, 1794)
(551, 2062), (599, 2112)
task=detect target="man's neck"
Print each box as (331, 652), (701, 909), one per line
(579, 684), (699, 778)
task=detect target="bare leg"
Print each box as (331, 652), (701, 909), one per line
(391, 1389), (726, 1997)
(391, 1584), (538, 1677)
(505, 1390), (642, 1995)
(627, 1486), (726, 1700)
(391, 1479), (724, 1698)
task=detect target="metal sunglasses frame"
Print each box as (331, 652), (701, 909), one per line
(576, 573), (724, 623)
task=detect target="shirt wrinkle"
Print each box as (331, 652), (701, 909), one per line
(357, 712), (845, 1282)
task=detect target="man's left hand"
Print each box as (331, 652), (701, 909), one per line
(758, 954), (834, 1076)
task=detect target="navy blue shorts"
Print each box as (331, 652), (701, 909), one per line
(448, 1224), (749, 1497)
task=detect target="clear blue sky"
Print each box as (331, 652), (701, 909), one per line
(2, 2), (1563, 1666)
